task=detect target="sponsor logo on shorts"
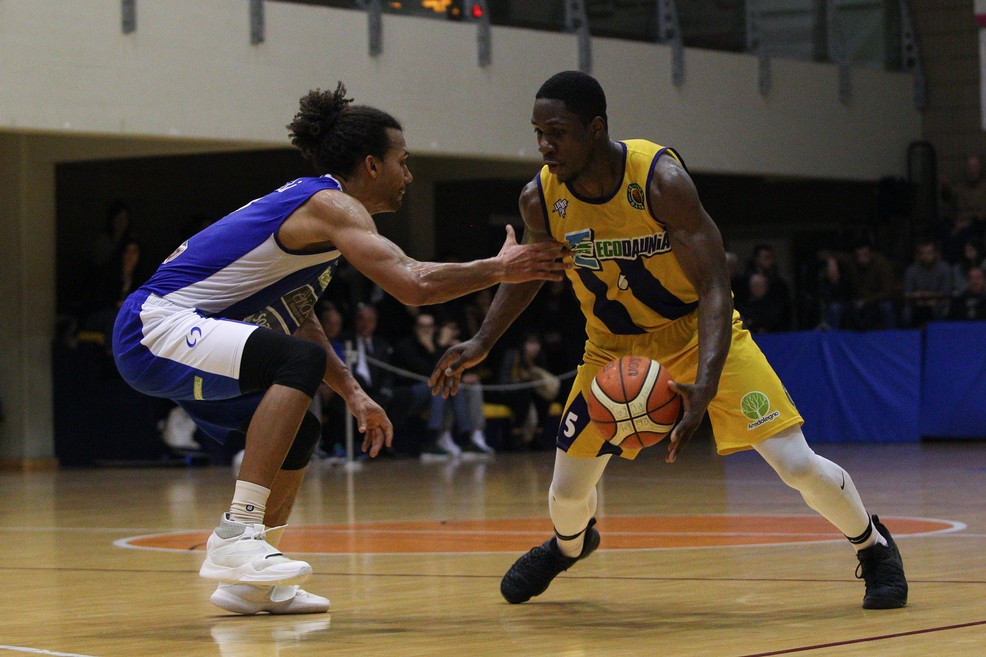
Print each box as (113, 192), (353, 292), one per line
(741, 391), (780, 430)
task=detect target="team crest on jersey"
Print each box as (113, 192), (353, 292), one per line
(564, 228), (672, 271)
(627, 183), (645, 210)
(552, 198), (570, 218)
(163, 241), (188, 264)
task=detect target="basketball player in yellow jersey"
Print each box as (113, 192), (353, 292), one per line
(431, 71), (908, 610)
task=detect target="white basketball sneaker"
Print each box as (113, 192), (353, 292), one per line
(210, 583), (329, 615)
(199, 513), (312, 585)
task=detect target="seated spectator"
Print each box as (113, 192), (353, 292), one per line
(390, 313), (490, 460)
(951, 238), (986, 295)
(739, 244), (792, 327)
(83, 237), (149, 339)
(942, 155), (986, 231)
(902, 239), (954, 328)
(815, 249), (852, 329)
(844, 240), (898, 330)
(498, 332), (561, 450)
(346, 304), (395, 409)
(736, 272), (790, 333)
(91, 199), (135, 268)
(948, 267), (986, 320)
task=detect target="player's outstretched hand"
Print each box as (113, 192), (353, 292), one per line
(664, 379), (711, 464)
(496, 225), (570, 283)
(347, 393), (393, 457)
(429, 338), (489, 399)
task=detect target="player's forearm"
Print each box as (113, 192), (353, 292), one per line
(294, 313), (363, 398)
(693, 288), (733, 398)
(396, 258), (506, 306)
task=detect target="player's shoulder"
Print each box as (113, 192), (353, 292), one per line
(519, 173), (545, 213)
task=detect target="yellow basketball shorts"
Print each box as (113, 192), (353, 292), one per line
(556, 314), (804, 460)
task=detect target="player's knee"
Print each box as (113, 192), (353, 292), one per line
(240, 329), (327, 398)
(548, 484), (589, 510)
(281, 411), (321, 470)
(277, 339), (326, 397)
(772, 453), (821, 490)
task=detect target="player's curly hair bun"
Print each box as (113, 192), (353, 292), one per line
(287, 82), (402, 177)
(287, 82), (353, 157)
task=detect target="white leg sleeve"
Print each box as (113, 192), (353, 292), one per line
(753, 426), (871, 541)
(548, 449), (611, 557)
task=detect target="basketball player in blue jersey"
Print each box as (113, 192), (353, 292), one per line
(431, 71), (907, 610)
(112, 82), (569, 615)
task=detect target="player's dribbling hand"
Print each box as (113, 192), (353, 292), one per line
(664, 380), (709, 464)
(496, 225), (571, 283)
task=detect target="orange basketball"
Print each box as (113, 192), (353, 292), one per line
(587, 355), (681, 449)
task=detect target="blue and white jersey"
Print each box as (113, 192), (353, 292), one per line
(142, 175), (343, 334)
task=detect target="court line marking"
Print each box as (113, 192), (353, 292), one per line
(110, 514), (968, 555)
(0, 645), (100, 657)
(735, 618), (986, 657)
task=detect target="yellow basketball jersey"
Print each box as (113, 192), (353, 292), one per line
(538, 140), (698, 340)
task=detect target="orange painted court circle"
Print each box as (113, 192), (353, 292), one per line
(119, 515), (961, 554)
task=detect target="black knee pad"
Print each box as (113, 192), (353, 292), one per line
(281, 411), (321, 470)
(240, 328), (326, 398)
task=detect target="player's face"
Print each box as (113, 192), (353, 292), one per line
(377, 128), (413, 211)
(532, 99), (593, 183)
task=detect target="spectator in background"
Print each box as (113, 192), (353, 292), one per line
(390, 313), (489, 460)
(312, 302), (348, 456)
(816, 249), (852, 329)
(740, 244), (792, 328)
(948, 266), (986, 320)
(525, 279), (586, 376)
(91, 199), (135, 268)
(83, 237), (149, 339)
(736, 272), (789, 333)
(498, 332), (560, 450)
(347, 304), (394, 410)
(902, 239), (954, 328)
(951, 238), (986, 295)
(844, 240), (898, 330)
(942, 155), (986, 233)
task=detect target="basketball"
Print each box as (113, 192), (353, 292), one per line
(587, 355), (681, 449)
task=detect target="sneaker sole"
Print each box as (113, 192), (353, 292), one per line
(210, 588), (330, 615)
(199, 560), (312, 586)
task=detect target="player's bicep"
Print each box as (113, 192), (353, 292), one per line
(332, 221), (417, 292)
(652, 166), (728, 295)
(518, 178), (554, 245)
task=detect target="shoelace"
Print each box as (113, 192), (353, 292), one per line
(251, 523), (288, 541)
(855, 544), (898, 585)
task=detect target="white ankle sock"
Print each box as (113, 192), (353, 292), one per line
(229, 480), (270, 525)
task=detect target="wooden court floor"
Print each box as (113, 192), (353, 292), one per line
(1, 439), (984, 657)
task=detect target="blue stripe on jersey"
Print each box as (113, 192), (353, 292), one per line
(138, 176), (342, 330)
(536, 174), (552, 235)
(576, 268), (646, 335)
(616, 259), (699, 319)
(222, 260), (339, 320)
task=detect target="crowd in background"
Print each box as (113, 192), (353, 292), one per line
(57, 152), (986, 462)
(732, 153), (986, 333)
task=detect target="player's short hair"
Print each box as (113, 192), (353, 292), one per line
(287, 82), (403, 177)
(536, 71), (608, 128)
